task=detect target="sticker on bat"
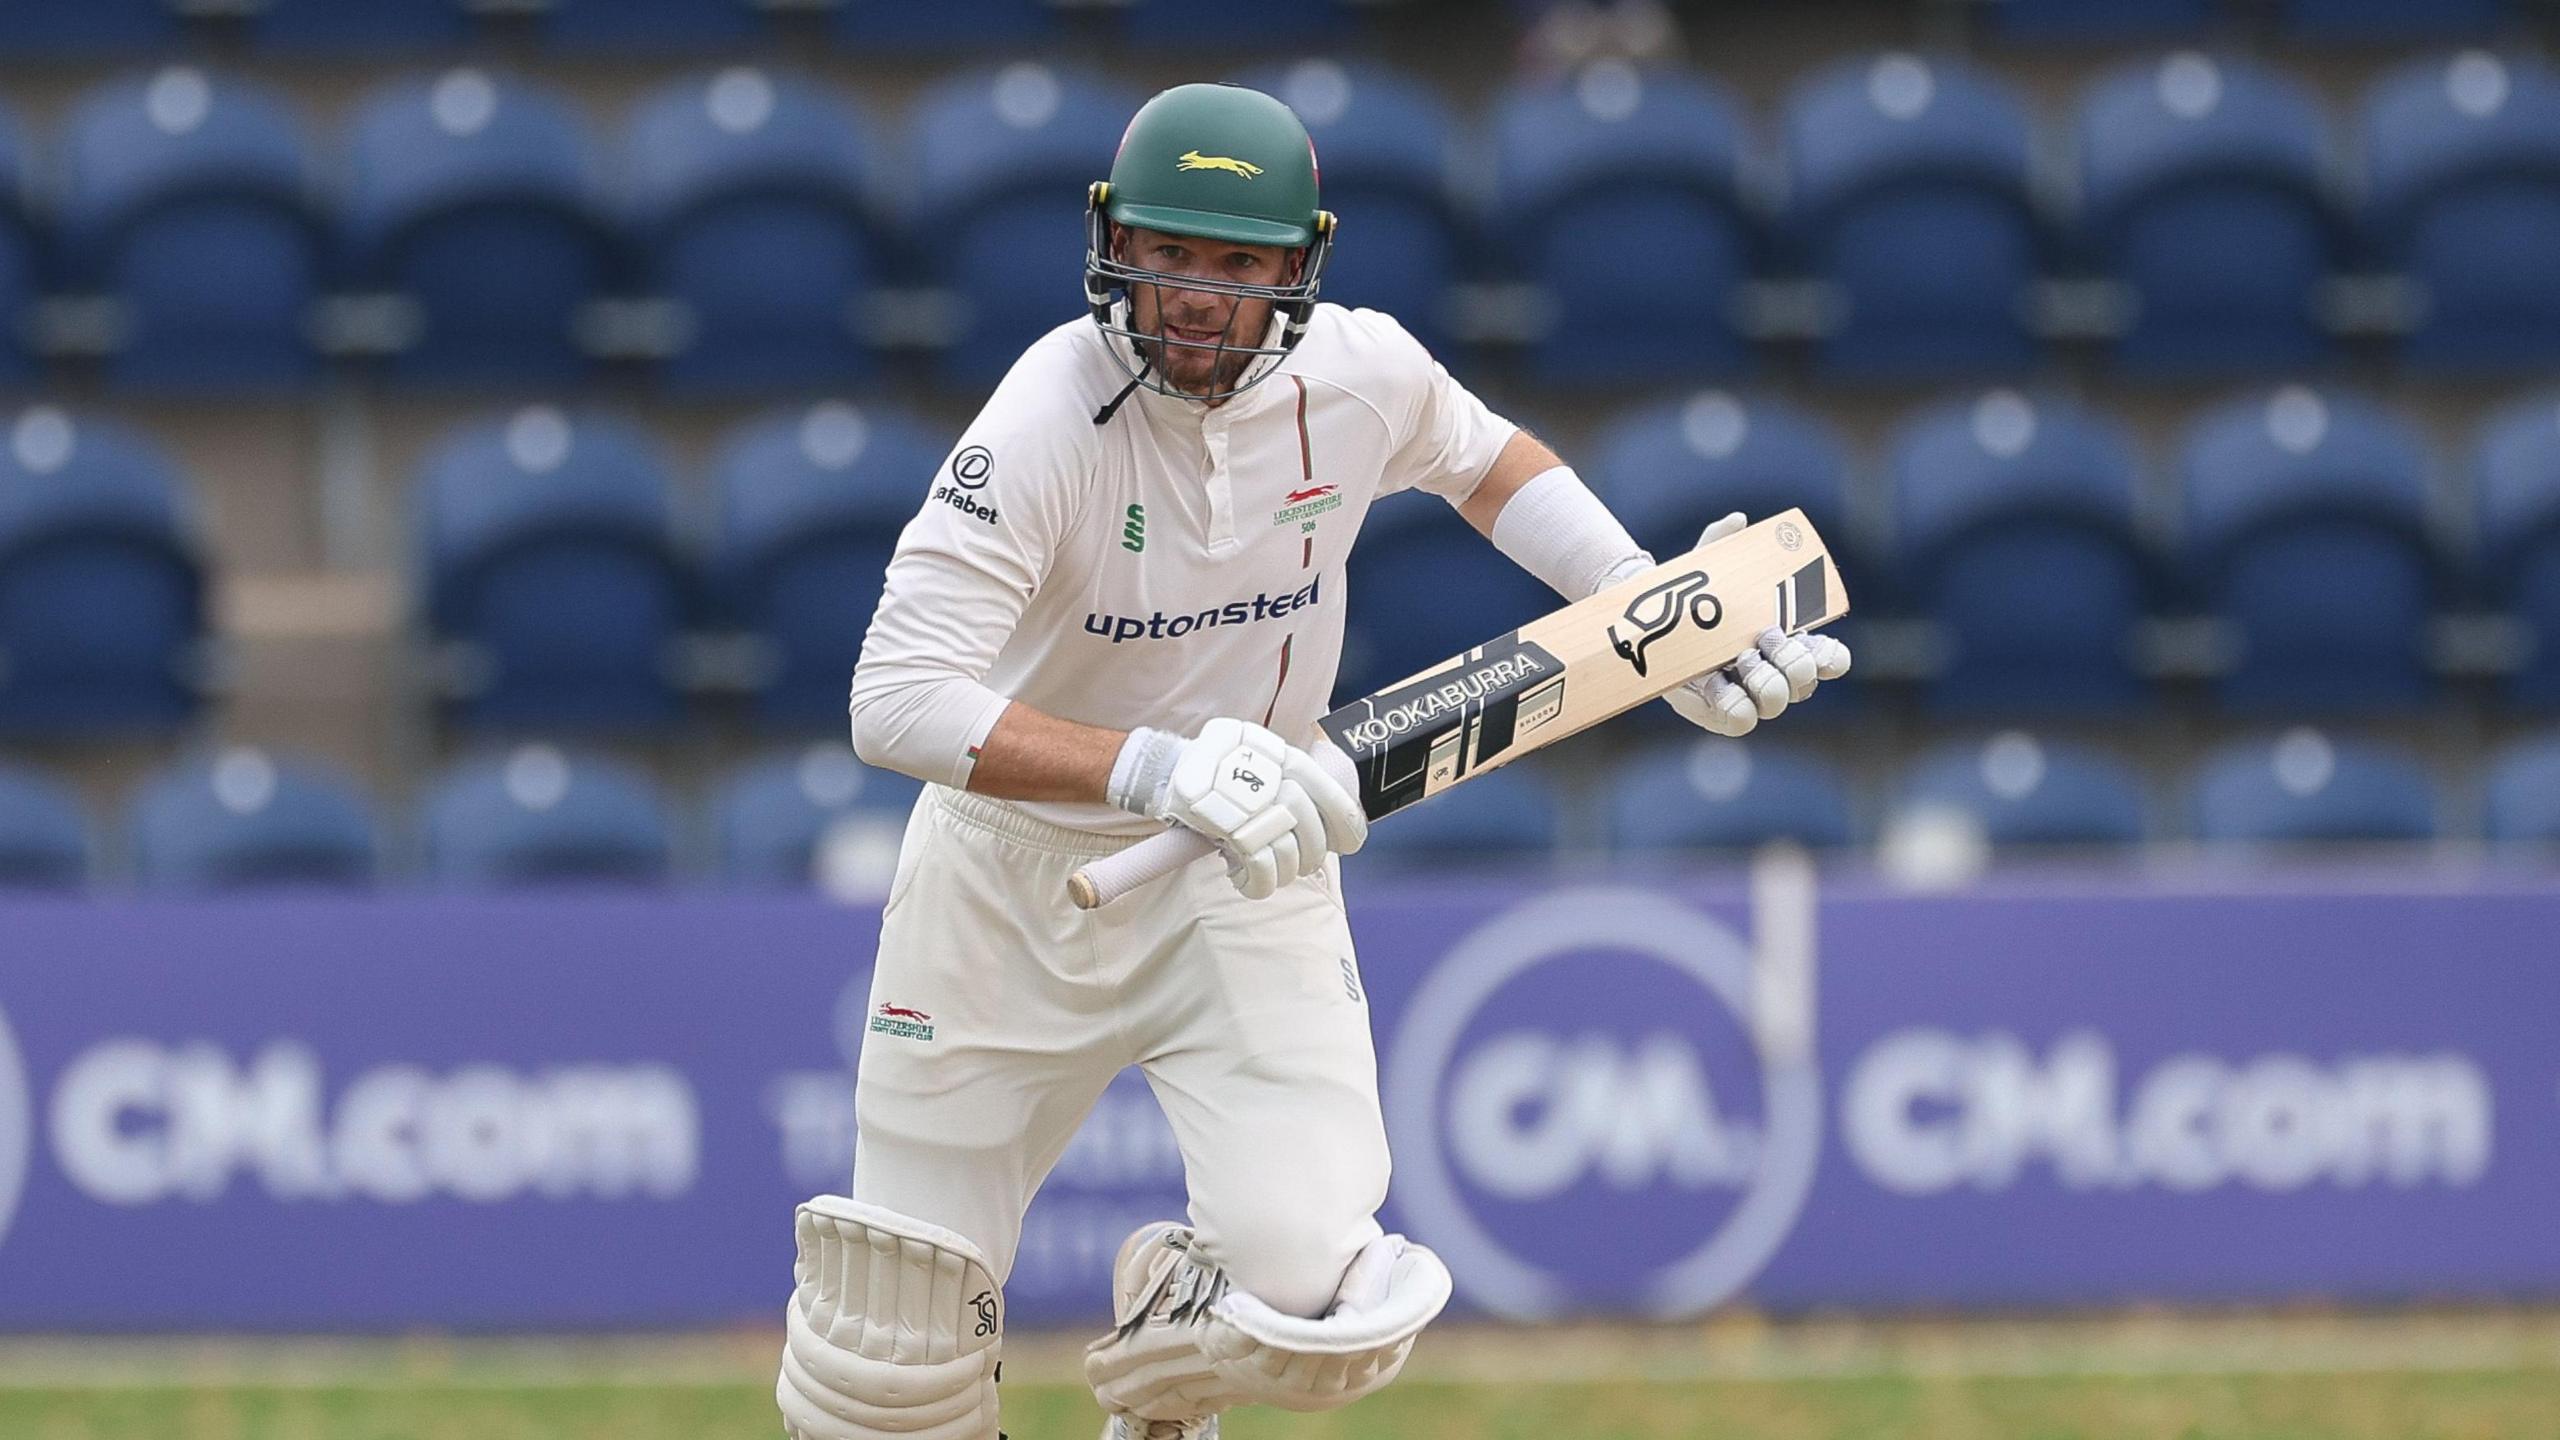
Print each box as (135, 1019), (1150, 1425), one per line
(1607, 570), (1723, 678)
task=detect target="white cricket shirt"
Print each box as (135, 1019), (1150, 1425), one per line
(848, 304), (1519, 833)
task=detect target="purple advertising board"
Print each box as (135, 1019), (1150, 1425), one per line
(0, 868), (2552, 1330)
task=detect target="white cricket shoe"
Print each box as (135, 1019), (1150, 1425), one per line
(1095, 1221), (1220, 1440)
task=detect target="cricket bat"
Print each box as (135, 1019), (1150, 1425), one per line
(1066, 508), (1849, 909)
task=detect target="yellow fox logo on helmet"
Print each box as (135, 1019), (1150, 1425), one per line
(1177, 149), (1263, 179)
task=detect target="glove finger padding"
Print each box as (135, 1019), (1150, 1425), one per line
(1756, 626), (1822, 703)
(1730, 648), (1794, 720)
(1666, 672), (1758, 736)
(1807, 632), (1853, 679)
(1697, 510), (1748, 545)
(1286, 743), (1368, 855)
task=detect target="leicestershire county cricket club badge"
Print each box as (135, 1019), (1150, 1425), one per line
(869, 1003), (935, 1042)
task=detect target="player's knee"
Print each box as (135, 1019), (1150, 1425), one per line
(1203, 1208), (1380, 1320)
(777, 1196), (1003, 1440)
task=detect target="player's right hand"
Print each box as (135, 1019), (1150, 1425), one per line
(1114, 718), (1365, 899)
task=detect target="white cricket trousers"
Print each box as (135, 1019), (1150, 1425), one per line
(849, 785), (1390, 1319)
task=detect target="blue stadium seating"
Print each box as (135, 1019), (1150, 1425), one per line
(542, 0), (764, 52)
(2179, 386), (2439, 710)
(418, 408), (690, 730)
(1783, 54), (2040, 378)
(712, 401), (948, 728)
(1340, 491), (1556, 701)
(2485, 733), (2560, 842)
(59, 69), (320, 390)
(0, 0), (171, 53)
(1897, 732), (2147, 845)
(1590, 390), (1853, 565)
(423, 745), (674, 887)
(1123, 0), (1351, 49)
(910, 64), (1137, 385)
(716, 745), (923, 887)
(832, 0), (1057, 52)
(2281, 0), (2511, 43)
(2191, 729), (2437, 841)
(1889, 390), (2149, 711)
(1232, 61), (1461, 355)
(0, 764), (90, 889)
(0, 105), (35, 387)
(0, 407), (205, 733)
(1606, 738), (1853, 851)
(1354, 764), (1561, 864)
(250, 0), (470, 53)
(1987, 0), (2216, 44)
(127, 748), (378, 890)
(344, 70), (612, 385)
(2475, 394), (2560, 706)
(2075, 55), (2336, 375)
(1491, 62), (1752, 385)
(2361, 53), (2560, 369)
(628, 70), (879, 391)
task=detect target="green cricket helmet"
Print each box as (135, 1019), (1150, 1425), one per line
(1085, 82), (1335, 406)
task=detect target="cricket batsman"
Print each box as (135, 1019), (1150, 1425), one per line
(776, 81), (1850, 1440)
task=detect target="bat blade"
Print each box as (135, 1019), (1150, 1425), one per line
(1065, 509), (1848, 908)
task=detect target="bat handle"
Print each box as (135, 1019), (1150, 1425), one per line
(1065, 738), (1361, 910)
(1068, 827), (1216, 910)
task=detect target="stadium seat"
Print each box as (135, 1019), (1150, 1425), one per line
(712, 401), (947, 729)
(0, 406), (205, 733)
(1122, 0), (1351, 49)
(2360, 52), (2560, 370)
(715, 744), (923, 889)
(417, 407), (691, 730)
(1895, 731), (2146, 845)
(1888, 390), (2149, 711)
(2179, 386), (2439, 710)
(127, 747), (377, 890)
(2191, 729), (2437, 842)
(1231, 61), (1462, 355)
(1986, 0), (2216, 44)
(2074, 54), (2337, 376)
(249, 0), (469, 53)
(2484, 733), (2560, 843)
(1782, 54), (2040, 378)
(1606, 737), (1853, 851)
(0, 0), (171, 53)
(1491, 61), (1753, 385)
(2280, 0), (2511, 43)
(1340, 491), (1556, 701)
(1353, 764), (1561, 865)
(0, 764), (90, 889)
(832, 0), (1056, 52)
(628, 69), (879, 391)
(910, 64), (1137, 385)
(423, 745), (674, 887)
(1590, 390), (1853, 565)
(344, 70), (613, 385)
(2474, 394), (2560, 705)
(541, 0), (764, 51)
(59, 69), (320, 390)
(0, 105), (35, 387)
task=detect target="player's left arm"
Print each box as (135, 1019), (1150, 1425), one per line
(1454, 429), (1851, 736)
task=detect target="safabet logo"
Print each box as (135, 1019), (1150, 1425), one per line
(0, 1002), (30, 1253)
(1383, 890), (1819, 1320)
(932, 445), (998, 525)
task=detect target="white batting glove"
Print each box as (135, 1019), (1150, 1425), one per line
(1660, 512), (1852, 737)
(1109, 718), (1366, 899)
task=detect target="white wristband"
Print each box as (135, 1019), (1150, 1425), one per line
(1487, 465), (1650, 602)
(1107, 727), (1183, 817)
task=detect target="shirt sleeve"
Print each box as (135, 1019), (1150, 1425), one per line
(846, 345), (1097, 788)
(1362, 309), (1519, 503)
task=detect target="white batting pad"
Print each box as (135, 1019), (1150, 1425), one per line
(1086, 1226), (1450, 1421)
(776, 1195), (1003, 1440)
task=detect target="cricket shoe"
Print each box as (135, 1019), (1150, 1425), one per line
(1095, 1221), (1220, 1440)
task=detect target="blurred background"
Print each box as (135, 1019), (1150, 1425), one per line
(0, 0), (2557, 1435)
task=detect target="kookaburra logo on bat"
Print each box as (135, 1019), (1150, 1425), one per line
(1608, 570), (1722, 677)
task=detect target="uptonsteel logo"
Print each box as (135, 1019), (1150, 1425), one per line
(0, 1001), (29, 1253)
(1384, 890), (1820, 1320)
(1081, 577), (1319, 644)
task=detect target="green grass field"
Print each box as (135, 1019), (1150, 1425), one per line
(5, 1311), (2556, 1439)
